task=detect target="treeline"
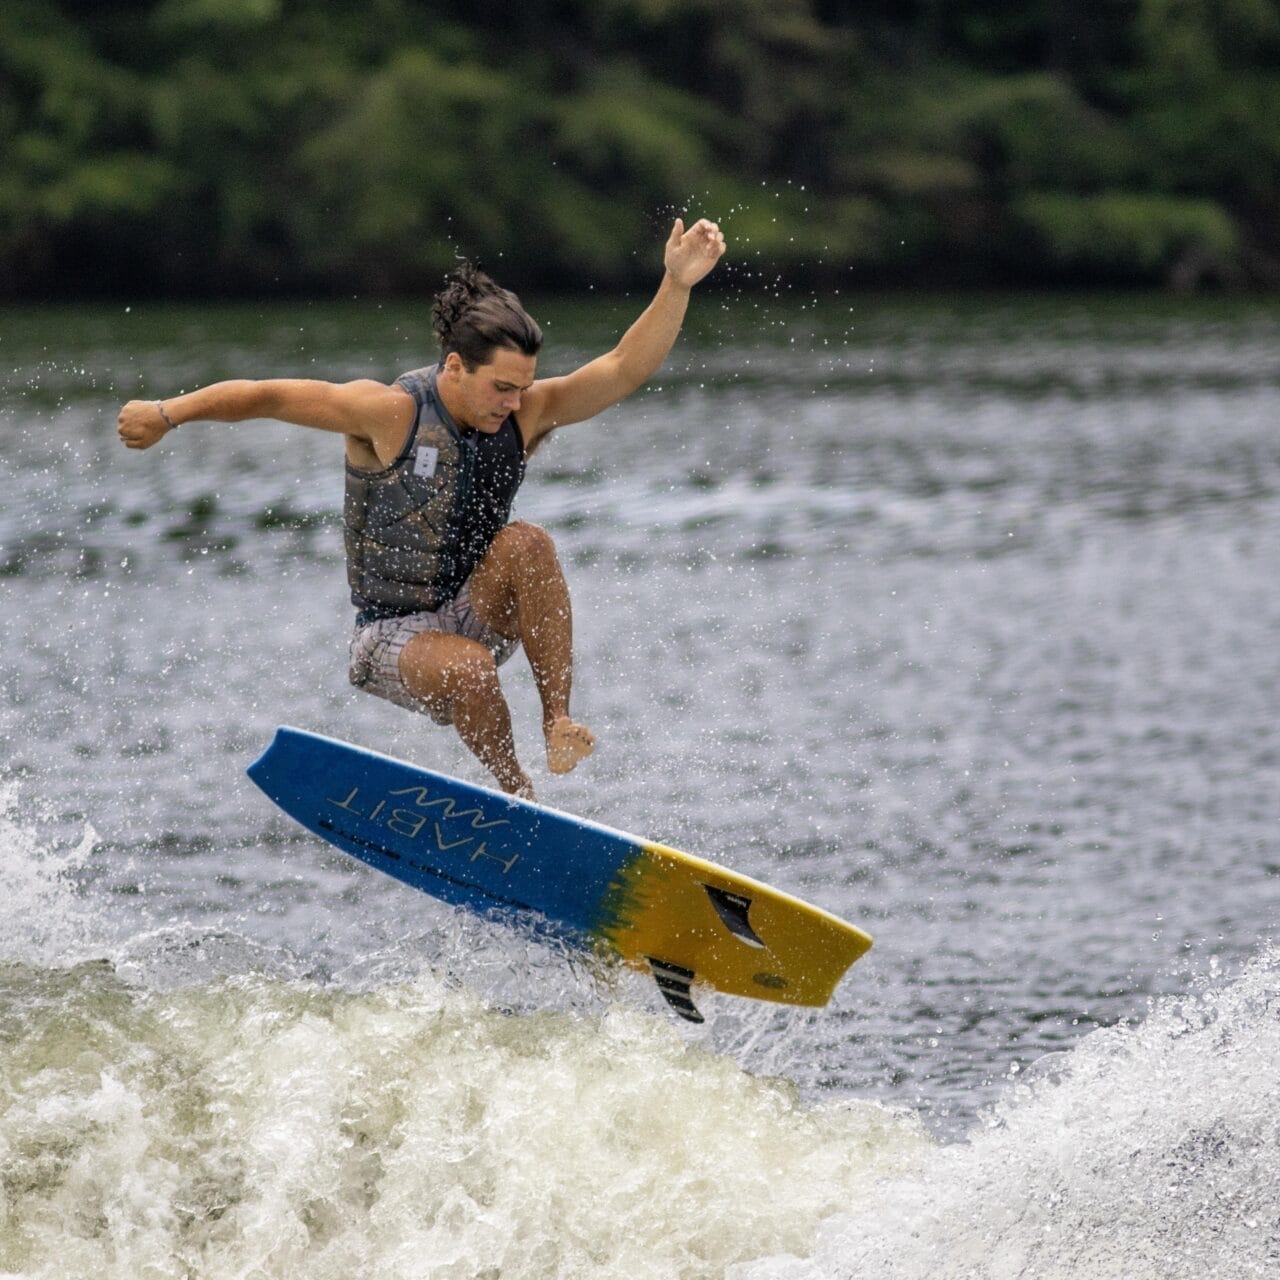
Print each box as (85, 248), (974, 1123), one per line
(3, 0), (1280, 297)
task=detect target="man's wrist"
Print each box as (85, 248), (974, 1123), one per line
(156, 400), (179, 431)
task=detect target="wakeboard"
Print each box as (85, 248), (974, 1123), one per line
(247, 726), (873, 1022)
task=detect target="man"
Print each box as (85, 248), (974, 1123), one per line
(119, 217), (726, 799)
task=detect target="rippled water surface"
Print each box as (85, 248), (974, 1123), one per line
(2, 294), (1278, 1277)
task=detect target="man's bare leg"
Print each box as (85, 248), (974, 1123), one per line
(470, 521), (595, 774)
(397, 631), (535, 798)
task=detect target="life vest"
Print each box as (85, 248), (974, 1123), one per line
(344, 365), (526, 615)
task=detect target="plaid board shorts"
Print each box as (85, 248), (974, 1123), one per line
(348, 582), (521, 725)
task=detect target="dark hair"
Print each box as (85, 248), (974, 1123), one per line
(432, 260), (542, 370)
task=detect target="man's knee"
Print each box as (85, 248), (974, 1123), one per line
(495, 520), (557, 566)
(471, 521), (564, 634)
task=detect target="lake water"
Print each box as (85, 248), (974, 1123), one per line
(2, 293), (1278, 1277)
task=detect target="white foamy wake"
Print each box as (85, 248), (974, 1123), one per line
(734, 948), (1280, 1280)
(0, 967), (930, 1280)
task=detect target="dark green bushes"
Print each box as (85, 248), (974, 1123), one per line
(2, 0), (1277, 296)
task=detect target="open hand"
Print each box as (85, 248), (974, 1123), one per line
(664, 218), (726, 288)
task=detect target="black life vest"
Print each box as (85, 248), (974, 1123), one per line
(344, 365), (526, 615)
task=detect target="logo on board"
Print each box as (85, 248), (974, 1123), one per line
(326, 783), (518, 873)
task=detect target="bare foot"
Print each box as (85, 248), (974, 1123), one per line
(545, 716), (595, 775)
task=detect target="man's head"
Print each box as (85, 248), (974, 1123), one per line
(432, 262), (542, 432)
(432, 261), (542, 371)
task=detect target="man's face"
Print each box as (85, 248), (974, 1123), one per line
(444, 348), (537, 432)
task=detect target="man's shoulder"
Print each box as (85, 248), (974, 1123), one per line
(390, 365), (438, 396)
(329, 378), (417, 455)
(331, 376), (412, 400)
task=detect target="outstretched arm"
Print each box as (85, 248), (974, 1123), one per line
(117, 378), (411, 453)
(519, 218), (725, 447)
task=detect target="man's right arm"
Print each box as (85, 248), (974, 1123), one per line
(117, 378), (411, 452)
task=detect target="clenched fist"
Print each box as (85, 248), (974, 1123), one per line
(118, 400), (175, 450)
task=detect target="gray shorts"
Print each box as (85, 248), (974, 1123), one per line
(348, 582), (520, 725)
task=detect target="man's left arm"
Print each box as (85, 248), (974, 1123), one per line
(520, 218), (725, 446)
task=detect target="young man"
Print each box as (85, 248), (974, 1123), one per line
(118, 217), (726, 798)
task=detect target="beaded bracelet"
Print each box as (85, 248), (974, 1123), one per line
(155, 400), (179, 430)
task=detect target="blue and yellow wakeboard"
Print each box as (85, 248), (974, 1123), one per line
(247, 727), (872, 1022)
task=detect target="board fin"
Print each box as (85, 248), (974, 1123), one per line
(703, 884), (766, 949)
(647, 957), (704, 1023)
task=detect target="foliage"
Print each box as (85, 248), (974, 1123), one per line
(1010, 192), (1239, 287)
(2, 0), (1279, 296)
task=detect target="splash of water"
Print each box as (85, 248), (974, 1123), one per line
(0, 782), (103, 968)
(734, 949), (1280, 1280)
(0, 965), (930, 1280)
